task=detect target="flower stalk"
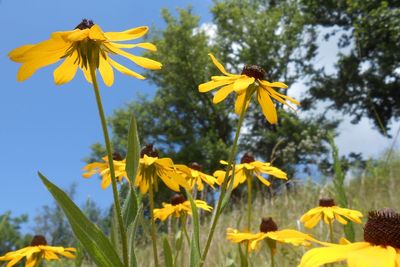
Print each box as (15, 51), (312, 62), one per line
(89, 63), (129, 267)
(200, 87), (253, 265)
(148, 182), (159, 267)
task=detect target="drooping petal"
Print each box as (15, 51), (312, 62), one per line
(107, 57), (145, 80)
(110, 42), (157, 51)
(8, 45), (35, 62)
(254, 173), (271, 187)
(53, 51), (79, 85)
(80, 66), (93, 84)
(213, 84), (234, 104)
(98, 55), (114, 87)
(257, 88), (277, 124)
(260, 80), (288, 89)
(105, 26), (148, 41)
(105, 43), (162, 70)
(234, 91), (249, 115)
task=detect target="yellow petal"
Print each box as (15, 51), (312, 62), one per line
(98, 55), (114, 87)
(107, 57), (145, 80)
(53, 51), (79, 85)
(81, 66), (93, 84)
(198, 80), (232, 93)
(110, 42), (157, 51)
(208, 53), (235, 76)
(105, 44), (162, 70)
(260, 80), (288, 88)
(8, 44), (35, 62)
(254, 173), (271, 187)
(89, 25), (106, 41)
(234, 92), (249, 115)
(233, 77), (255, 92)
(304, 212), (322, 228)
(213, 84), (234, 103)
(257, 89), (277, 124)
(66, 29), (90, 42)
(105, 26), (148, 41)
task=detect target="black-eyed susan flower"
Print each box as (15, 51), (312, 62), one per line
(299, 209), (400, 267)
(300, 198), (363, 229)
(135, 144), (189, 194)
(9, 19), (162, 86)
(0, 235), (76, 267)
(82, 153), (128, 190)
(153, 194), (212, 221)
(198, 53), (299, 124)
(214, 153), (287, 190)
(227, 218), (319, 252)
(175, 162), (217, 191)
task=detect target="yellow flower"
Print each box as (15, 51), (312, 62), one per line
(175, 163), (217, 191)
(82, 153), (128, 190)
(135, 145), (189, 194)
(198, 53), (299, 124)
(214, 153), (287, 190)
(299, 209), (400, 267)
(9, 19), (162, 86)
(300, 198), (363, 229)
(0, 235), (76, 267)
(153, 194), (212, 221)
(227, 218), (319, 252)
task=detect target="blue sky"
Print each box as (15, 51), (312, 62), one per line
(0, 0), (212, 227)
(1, 0), (398, 232)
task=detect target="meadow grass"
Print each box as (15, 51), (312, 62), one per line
(130, 151), (400, 267)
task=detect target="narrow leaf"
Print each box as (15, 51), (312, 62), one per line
(38, 172), (123, 267)
(185, 190), (201, 267)
(123, 187), (140, 227)
(126, 113), (141, 184)
(163, 236), (174, 267)
(128, 205), (143, 267)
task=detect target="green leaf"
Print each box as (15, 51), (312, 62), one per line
(126, 113), (141, 185)
(123, 187), (140, 227)
(127, 205), (143, 267)
(163, 236), (174, 267)
(110, 206), (123, 259)
(185, 190), (201, 267)
(38, 172), (123, 267)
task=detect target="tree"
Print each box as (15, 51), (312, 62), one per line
(211, 0), (338, 177)
(300, 0), (400, 135)
(0, 212), (32, 256)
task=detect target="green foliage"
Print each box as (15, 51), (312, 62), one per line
(301, 0), (400, 134)
(0, 212), (32, 256)
(38, 172), (123, 267)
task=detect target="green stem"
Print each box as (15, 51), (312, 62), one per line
(247, 176), (252, 231)
(328, 219), (334, 243)
(148, 184), (159, 267)
(269, 245), (275, 267)
(89, 64), (129, 267)
(181, 215), (191, 246)
(200, 90), (249, 266)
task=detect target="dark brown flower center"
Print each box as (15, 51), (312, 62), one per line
(241, 65), (266, 80)
(112, 152), (123, 161)
(140, 144), (159, 158)
(31, 235), (47, 246)
(319, 198), (335, 207)
(240, 152), (255, 164)
(189, 162), (202, 171)
(75, 19), (95, 30)
(364, 208), (400, 248)
(259, 217), (278, 233)
(171, 194), (186, 205)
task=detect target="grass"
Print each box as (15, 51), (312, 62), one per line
(131, 151), (400, 266)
